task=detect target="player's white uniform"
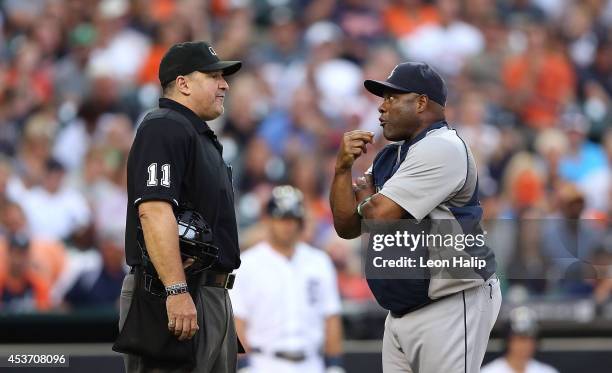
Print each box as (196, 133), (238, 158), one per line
(481, 358), (560, 373)
(230, 241), (342, 373)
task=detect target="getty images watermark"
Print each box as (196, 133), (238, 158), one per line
(361, 219), (611, 281)
(370, 230), (488, 270)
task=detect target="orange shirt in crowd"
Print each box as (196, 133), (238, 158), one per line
(502, 52), (575, 129)
(382, 4), (440, 38)
(150, 0), (176, 22)
(0, 238), (67, 291)
(338, 273), (374, 301)
(137, 45), (167, 84)
(1, 271), (51, 311)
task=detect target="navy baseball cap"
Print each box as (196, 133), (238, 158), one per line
(364, 62), (447, 106)
(159, 41), (242, 87)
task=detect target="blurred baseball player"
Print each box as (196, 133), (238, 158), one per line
(481, 307), (560, 373)
(230, 185), (345, 373)
(330, 62), (501, 372)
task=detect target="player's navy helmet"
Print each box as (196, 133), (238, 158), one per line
(267, 185), (305, 220)
(508, 306), (538, 337)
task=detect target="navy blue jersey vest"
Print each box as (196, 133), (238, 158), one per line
(367, 121), (495, 315)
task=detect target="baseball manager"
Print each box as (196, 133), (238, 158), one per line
(330, 62), (501, 373)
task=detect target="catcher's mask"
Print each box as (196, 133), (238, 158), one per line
(138, 208), (220, 282)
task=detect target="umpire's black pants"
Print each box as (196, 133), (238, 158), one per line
(119, 273), (238, 373)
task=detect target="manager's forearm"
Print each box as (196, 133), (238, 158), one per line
(138, 201), (186, 286)
(330, 168), (361, 239)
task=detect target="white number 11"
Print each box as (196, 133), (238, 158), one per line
(147, 163), (170, 187)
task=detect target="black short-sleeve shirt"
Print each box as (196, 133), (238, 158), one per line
(124, 98), (241, 272)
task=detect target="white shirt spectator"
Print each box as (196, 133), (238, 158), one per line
(230, 241), (341, 354)
(398, 22), (485, 76)
(481, 357), (560, 373)
(87, 28), (150, 82)
(19, 185), (91, 241)
(52, 119), (91, 172)
(91, 179), (128, 240)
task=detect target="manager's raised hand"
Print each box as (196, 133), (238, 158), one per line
(335, 131), (375, 171)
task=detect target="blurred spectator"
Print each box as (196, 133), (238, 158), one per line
(254, 8), (305, 111)
(53, 23), (96, 103)
(304, 21), (364, 120)
(5, 39), (54, 117)
(12, 112), (57, 190)
(221, 72), (269, 158)
(0, 201), (67, 288)
(0, 234), (51, 313)
(580, 39), (612, 98)
(63, 231), (126, 309)
(382, 0), (440, 38)
(559, 113), (612, 210)
(591, 247), (612, 313)
(89, 153), (128, 242)
(288, 155), (331, 245)
(332, 0), (386, 62)
(502, 22), (575, 128)
(0, 157), (13, 207)
(19, 158), (90, 241)
(534, 128), (568, 193)
(87, 0), (150, 84)
(455, 91), (501, 193)
(498, 0), (547, 24)
(541, 183), (606, 296)
(237, 137), (276, 192)
(398, 0), (485, 76)
(137, 18), (192, 85)
(52, 100), (104, 172)
(557, 113), (607, 184)
(562, 3), (599, 69)
(463, 0), (500, 28)
(499, 152), (545, 216)
(323, 233), (372, 301)
(258, 84), (325, 157)
(505, 208), (549, 295)
(462, 18), (509, 104)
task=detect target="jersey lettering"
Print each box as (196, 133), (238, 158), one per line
(146, 163), (157, 186)
(146, 163), (171, 187)
(161, 164), (171, 187)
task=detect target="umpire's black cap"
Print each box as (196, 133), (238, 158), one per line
(364, 62), (447, 106)
(159, 41), (242, 87)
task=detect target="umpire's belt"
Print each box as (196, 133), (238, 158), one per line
(251, 347), (307, 363)
(131, 267), (236, 292)
(199, 271), (236, 289)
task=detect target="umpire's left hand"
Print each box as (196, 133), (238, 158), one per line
(167, 293), (199, 341)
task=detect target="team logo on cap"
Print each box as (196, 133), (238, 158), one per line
(387, 65), (398, 79)
(208, 47), (217, 56)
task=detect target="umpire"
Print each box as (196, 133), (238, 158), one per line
(330, 62), (501, 372)
(120, 41), (242, 372)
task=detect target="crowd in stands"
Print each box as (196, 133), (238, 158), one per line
(0, 0), (610, 316)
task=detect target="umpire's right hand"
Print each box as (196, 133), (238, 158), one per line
(167, 294), (199, 341)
